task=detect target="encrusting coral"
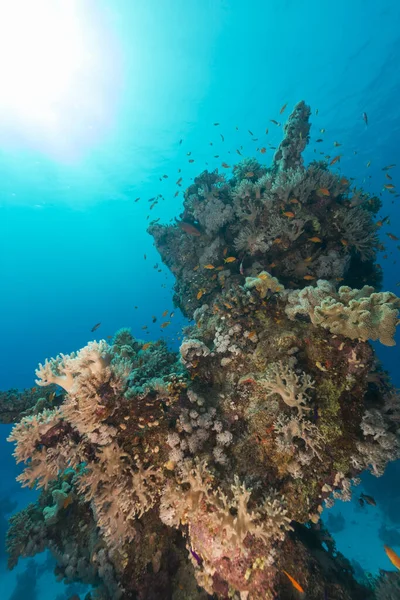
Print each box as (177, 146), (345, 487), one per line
(5, 102), (399, 599)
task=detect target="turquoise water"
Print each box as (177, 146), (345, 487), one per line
(1, 1), (400, 597)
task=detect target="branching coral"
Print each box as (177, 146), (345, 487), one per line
(257, 361), (314, 416)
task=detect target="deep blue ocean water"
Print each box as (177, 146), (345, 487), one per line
(1, 1), (400, 597)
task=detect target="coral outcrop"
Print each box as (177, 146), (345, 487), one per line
(4, 102), (398, 599)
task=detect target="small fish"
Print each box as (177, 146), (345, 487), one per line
(341, 239), (348, 246)
(224, 302), (233, 309)
(224, 256), (237, 263)
(162, 174), (168, 179)
(279, 103), (287, 114)
(317, 188), (330, 196)
(320, 128), (325, 133)
(174, 191), (179, 197)
(144, 254), (147, 260)
(386, 173), (393, 180)
(358, 497), (365, 507)
(221, 162), (230, 169)
(315, 361), (327, 372)
(239, 258), (244, 275)
(142, 342), (152, 351)
(152, 316), (157, 323)
(193, 265), (199, 271)
(161, 321), (171, 328)
(176, 177), (182, 185)
(270, 119), (279, 125)
(244, 171), (254, 178)
(382, 164), (396, 170)
(170, 312), (174, 318)
(31, 386), (37, 393)
(265, 128), (269, 134)
(248, 330), (257, 340)
(304, 275), (316, 280)
(333, 141), (341, 147)
(91, 322), (101, 332)
(361, 493), (376, 506)
(308, 236), (322, 243)
(162, 310), (169, 317)
(48, 391), (56, 402)
(282, 570), (304, 593)
(283, 211), (295, 218)
(362, 112), (368, 126)
(315, 108), (319, 115)
(213, 122), (219, 126)
(248, 129), (254, 136)
(203, 264), (215, 269)
(340, 177), (349, 186)
(384, 545), (400, 570)
(236, 149), (242, 156)
(141, 325), (148, 330)
(197, 288), (206, 300)
(178, 221), (201, 236)
(316, 138), (323, 142)
(376, 216), (390, 227)
(269, 262), (277, 268)
(336, 277), (344, 282)
(188, 159), (194, 163)
(384, 184), (395, 189)
(330, 155), (341, 166)
(367, 160), (371, 167)
(134, 197), (140, 202)
(304, 256), (313, 263)
(260, 147), (266, 154)
(179, 139), (182, 144)
(387, 233), (399, 241)
(220, 134), (224, 142)
(63, 495), (73, 509)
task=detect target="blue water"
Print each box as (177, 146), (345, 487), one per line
(1, 0), (400, 597)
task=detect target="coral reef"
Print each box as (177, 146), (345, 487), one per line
(4, 102), (398, 599)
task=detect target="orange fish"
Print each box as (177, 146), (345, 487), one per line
(384, 184), (395, 189)
(387, 233), (399, 241)
(260, 147), (266, 154)
(279, 103), (287, 114)
(303, 275), (315, 280)
(308, 236), (322, 243)
(142, 343), (152, 351)
(193, 265), (199, 271)
(197, 289), (206, 300)
(244, 171), (254, 178)
(161, 321), (171, 328)
(290, 198), (300, 204)
(317, 188), (330, 196)
(273, 238), (282, 244)
(216, 265), (224, 270)
(63, 495), (73, 509)
(178, 221), (201, 236)
(269, 262), (277, 268)
(304, 256), (313, 263)
(340, 177), (349, 186)
(31, 386), (37, 393)
(248, 330), (257, 340)
(330, 155), (341, 166)
(224, 257), (237, 263)
(162, 310), (169, 317)
(224, 302), (233, 309)
(203, 264), (215, 269)
(221, 162), (230, 168)
(341, 239), (348, 246)
(282, 570), (304, 593)
(283, 211), (295, 218)
(384, 545), (400, 570)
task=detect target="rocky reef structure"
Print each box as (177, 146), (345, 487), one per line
(4, 103), (400, 599)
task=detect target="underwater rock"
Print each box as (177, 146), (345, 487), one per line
(4, 102), (398, 599)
